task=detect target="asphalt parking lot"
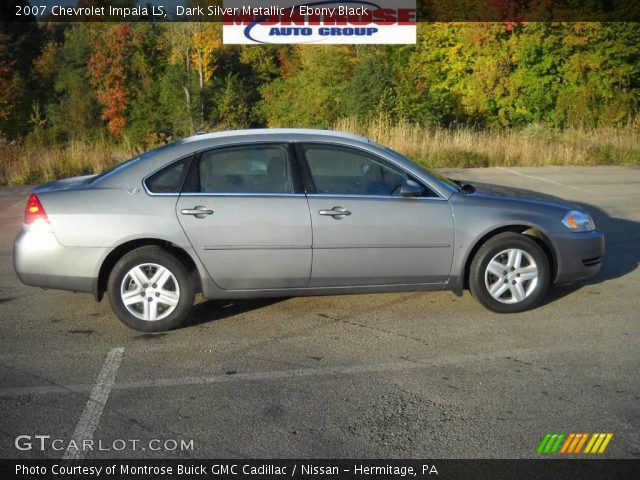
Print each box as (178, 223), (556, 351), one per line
(0, 166), (638, 459)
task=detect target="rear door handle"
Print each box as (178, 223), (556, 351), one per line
(319, 206), (351, 219)
(180, 206), (214, 219)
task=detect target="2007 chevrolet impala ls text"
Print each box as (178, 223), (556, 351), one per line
(13, 129), (604, 331)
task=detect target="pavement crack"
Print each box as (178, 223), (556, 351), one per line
(317, 313), (429, 346)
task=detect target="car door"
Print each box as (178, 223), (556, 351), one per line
(176, 143), (312, 290)
(298, 143), (454, 287)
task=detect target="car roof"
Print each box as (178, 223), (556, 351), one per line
(91, 129), (375, 186)
(91, 128), (458, 199)
(174, 128), (372, 145)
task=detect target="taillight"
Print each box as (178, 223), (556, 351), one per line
(24, 194), (49, 226)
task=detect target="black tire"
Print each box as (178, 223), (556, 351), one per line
(107, 246), (195, 332)
(469, 232), (550, 313)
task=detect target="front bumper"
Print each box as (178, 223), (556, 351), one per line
(13, 229), (106, 294)
(553, 229), (605, 284)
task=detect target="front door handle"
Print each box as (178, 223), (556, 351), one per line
(180, 206), (214, 219)
(319, 206), (351, 219)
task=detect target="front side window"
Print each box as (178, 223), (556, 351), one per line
(197, 145), (294, 194)
(301, 144), (409, 196)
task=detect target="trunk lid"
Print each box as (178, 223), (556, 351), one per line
(33, 174), (97, 193)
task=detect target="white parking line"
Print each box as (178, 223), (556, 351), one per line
(62, 347), (124, 460)
(0, 343), (590, 399)
(496, 167), (590, 193)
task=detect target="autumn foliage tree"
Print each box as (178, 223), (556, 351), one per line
(1, 19), (638, 147)
(88, 24), (137, 137)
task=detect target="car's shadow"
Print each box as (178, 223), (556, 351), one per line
(543, 200), (640, 304)
(182, 297), (288, 328)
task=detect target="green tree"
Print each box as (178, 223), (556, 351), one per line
(0, 1), (44, 138)
(47, 25), (100, 142)
(345, 48), (395, 120)
(555, 23), (640, 128)
(215, 74), (250, 129)
(261, 46), (353, 128)
(395, 23), (467, 126)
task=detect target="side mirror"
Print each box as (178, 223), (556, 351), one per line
(400, 179), (424, 197)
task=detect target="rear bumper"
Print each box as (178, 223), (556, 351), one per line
(553, 229), (605, 284)
(13, 229), (106, 294)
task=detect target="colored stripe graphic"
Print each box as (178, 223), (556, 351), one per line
(550, 433), (565, 453)
(537, 433), (565, 454)
(567, 433), (582, 453)
(538, 433), (613, 454)
(574, 433), (588, 453)
(537, 434), (552, 454)
(584, 433), (613, 454)
(560, 433), (575, 453)
(598, 434), (613, 453)
(583, 433), (598, 453)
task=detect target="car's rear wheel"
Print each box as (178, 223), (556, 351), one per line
(107, 246), (194, 331)
(469, 232), (550, 313)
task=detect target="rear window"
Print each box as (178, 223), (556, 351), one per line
(89, 156), (140, 184)
(90, 141), (185, 184)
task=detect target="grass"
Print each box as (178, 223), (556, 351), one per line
(0, 140), (129, 186)
(1, 120), (638, 185)
(334, 117), (640, 169)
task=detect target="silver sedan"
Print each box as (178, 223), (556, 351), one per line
(14, 129), (605, 331)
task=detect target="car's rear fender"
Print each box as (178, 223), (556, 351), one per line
(22, 188), (213, 301)
(35, 188), (187, 248)
(94, 238), (209, 301)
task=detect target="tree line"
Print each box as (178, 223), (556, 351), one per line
(1, 19), (638, 150)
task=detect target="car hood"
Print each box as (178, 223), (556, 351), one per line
(33, 174), (97, 193)
(454, 180), (579, 210)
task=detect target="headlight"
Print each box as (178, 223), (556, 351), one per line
(562, 210), (595, 232)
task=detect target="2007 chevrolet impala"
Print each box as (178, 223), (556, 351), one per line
(14, 129), (604, 331)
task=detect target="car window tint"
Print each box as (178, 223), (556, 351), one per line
(302, 145), (407, 196)
(145, 157), (189, 193)
(198, 145), (293, 194)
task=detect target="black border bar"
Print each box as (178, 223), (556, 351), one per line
(2, 1), (640, 23)
(2, 459), (639, 480)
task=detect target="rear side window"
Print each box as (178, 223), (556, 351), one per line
(144, 157), (190, 194)
(196, 144), (294, 194)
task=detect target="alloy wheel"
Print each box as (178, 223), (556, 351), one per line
(484, 248), (539, 304)
(120, 263), (180, 321)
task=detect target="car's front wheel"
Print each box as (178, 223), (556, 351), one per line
(107, 246), (195, 332)
(469, 232), (550, 313)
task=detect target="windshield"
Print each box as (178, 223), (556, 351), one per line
(382, 146), (461, 191)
